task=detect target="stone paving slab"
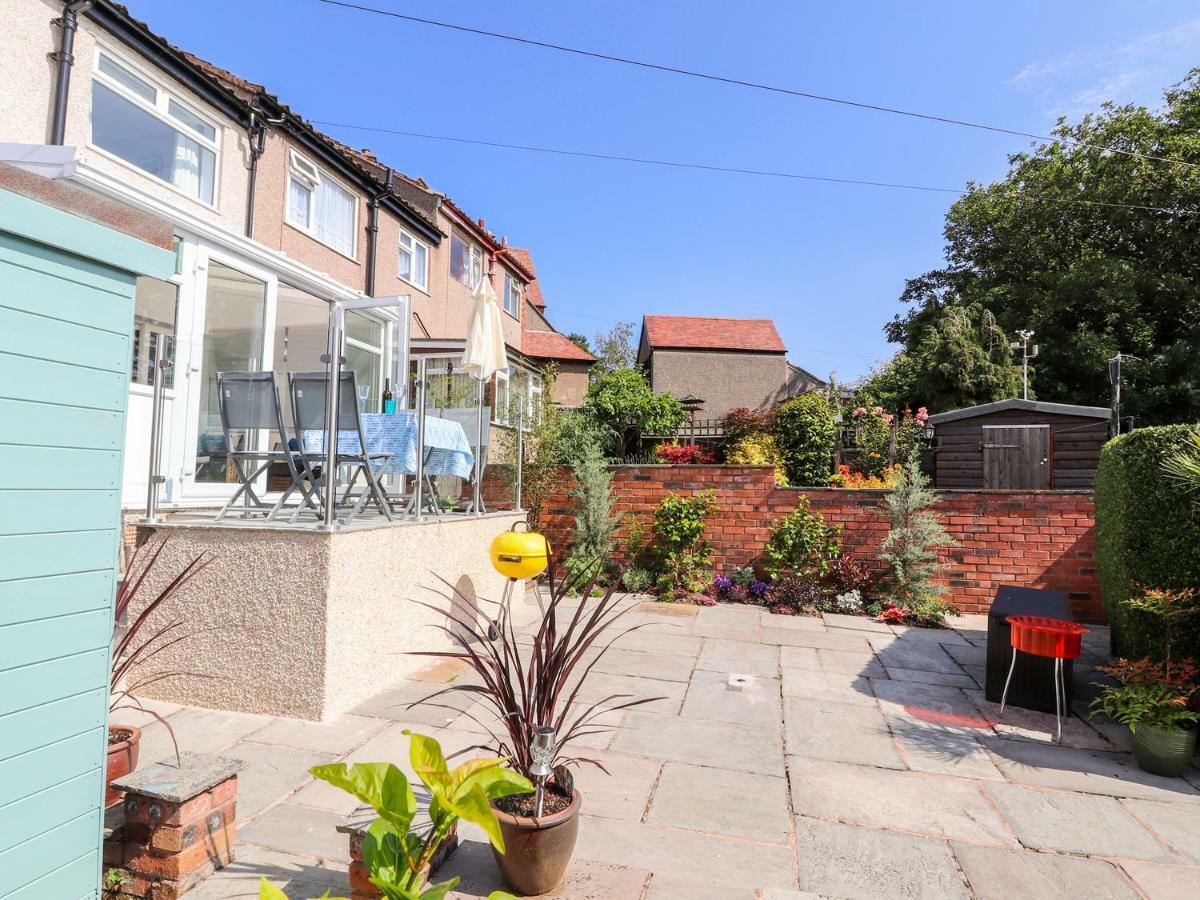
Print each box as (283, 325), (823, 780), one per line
(567, 748), (660, 822)
(591, 647), (697, 682)
(645, 873), (757, 899)
(758, 612), (827, 630)
(563, 670), (687, 716)
(647, 761), (790, 843)
(887, 721), (1006, 780)
(981, 736), (1200, 803)
(609, 628), (703, 657)
(782, 667), (875, 706)
(764, 628), (875, 651)
(793, 816), (970, 899)
(985, 782), (1177, 861)
(1122, 798), (1200, 862)
(613, 711), (785, 774)
(965, 689), (1116, 751)
(951, 841), (1140, 899)
(784, 697), (905, 769)
(680, 668), (782, 729)
(822, 612), (893, 633)
(815, 648), (885, 676)
(945, 643), (988, 667)
(788, 757), (1016, 845)
(887, 624), (970, 646)
(220, 740), (337, 823)
(697, 637), (781, 677)
(350, 680), (485, 727)
(134, 706), (270, 765)
(186, 842), (347, 899)
(1118, 861), (1200, 899)
(871, 679), (994, 733)
(575, 815), (795, 889)
(237, 801), (351, 864)
(869, 638), (964, 674)
(779, 645), (821, 670)
(242, 713), (388, 756)
(880, 666), (976, 689)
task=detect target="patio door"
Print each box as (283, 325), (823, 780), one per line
(189, 257), (269, 492)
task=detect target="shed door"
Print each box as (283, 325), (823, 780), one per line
(982, 425), (1051, 489)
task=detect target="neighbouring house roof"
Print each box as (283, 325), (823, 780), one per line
(788, 361), (826, 387)
(521, 329), (597, 363)
(926, 398), (1112, 425)
(642, 315), (787, 353)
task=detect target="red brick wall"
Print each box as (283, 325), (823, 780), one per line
(503, 465), (1103, 623)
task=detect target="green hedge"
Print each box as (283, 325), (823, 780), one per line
(1094, 425), (1200, 661)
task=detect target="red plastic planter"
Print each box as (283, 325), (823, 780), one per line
(1005, 615), (1088, 660)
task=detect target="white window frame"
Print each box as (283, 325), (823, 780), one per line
(398, 227), (430, 292)
(90, 48), (222, 207)
(502, 272), (522, 319)
(451, 232), (484, 287)
(285, 149), (359, 259)
(492, 370), (510, 426)
(526, 370), (543, 429)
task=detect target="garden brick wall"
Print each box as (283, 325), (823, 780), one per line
(496, 465), (1103, 623)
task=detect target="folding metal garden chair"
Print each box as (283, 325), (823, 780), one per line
(213, 371), (313, 522)
(289, 370), (394, 524)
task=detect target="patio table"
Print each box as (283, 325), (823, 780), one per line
(302, 411), (474, 479)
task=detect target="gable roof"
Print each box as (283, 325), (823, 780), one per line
(522, 329), (596, 363)
(926, 398), (1112, 425)
(506, 248), (544, 306)
(642, 315), (787, 353)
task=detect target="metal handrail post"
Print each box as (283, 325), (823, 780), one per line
(143, 354), (170, 524)
(473, 376), (486, 515)
(413, 357), (427, 520)
(515, 396), (523, 510)
(320, 303), (343, 531)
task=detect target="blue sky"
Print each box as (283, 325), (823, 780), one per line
(126, 0), (1200, 380)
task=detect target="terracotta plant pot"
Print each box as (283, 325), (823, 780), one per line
(1131, 724), (1197, 778)
(490, 790), (581, 896)
(106, 724), (141, 807)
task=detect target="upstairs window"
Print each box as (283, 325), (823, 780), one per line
(286, 150), (357, 257)
(91, 50), (219, 204)
(450, 233), (484, 287)
(398, 228), (429, 291)
(503, 272), (521, 318)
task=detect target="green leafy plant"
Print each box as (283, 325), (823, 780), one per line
(726, 432), (788, 485)
(1090, 658), (1200, 734)
(773, 392), (837, 486)
(582, 367), (686, 458)
(878, 460), (957, 626)
(103, 868), (130, 898)
(307, 731), (532, 900)
(769, 574), (825, 615)
(764, 496), (841, 580)
(1096, 426), (1200, 661)
(649, 492), (717, 591)
(621, 564), (654, 593)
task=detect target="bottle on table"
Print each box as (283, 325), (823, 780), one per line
(382, 378), (396, 414)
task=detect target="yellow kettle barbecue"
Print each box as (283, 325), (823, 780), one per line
(490, 521), (550, 580)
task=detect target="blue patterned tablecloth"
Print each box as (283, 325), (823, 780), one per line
(302, 412), (474, 478)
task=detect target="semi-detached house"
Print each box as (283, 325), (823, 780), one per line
(0, 0), (593, 512)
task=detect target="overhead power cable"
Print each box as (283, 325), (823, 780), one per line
(317, 0), (1200, 172)
(311, 119), (1197, 215)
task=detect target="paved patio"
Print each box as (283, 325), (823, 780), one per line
(123, 599), (1200, 899)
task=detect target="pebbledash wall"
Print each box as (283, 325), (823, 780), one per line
(494, 465), (1103, 623)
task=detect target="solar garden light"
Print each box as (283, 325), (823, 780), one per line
(529, 725), (556, 817)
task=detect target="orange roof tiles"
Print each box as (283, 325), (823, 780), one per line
(642, 315), (787, 353)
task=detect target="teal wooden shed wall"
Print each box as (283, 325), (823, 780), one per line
(0, 186), (173, 899)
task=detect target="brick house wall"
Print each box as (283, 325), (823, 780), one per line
(507, 465), (1103, 623)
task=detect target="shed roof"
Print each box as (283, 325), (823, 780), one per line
(926, 398), (1111, 425)
(642, 315), (786, 353)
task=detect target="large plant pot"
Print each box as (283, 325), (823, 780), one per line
(106, 724), (141, 807)
(1131, 724), (1197, 777)
(490, 790), (581, 896)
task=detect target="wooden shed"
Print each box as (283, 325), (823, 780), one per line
(927, 399), (1111, 489)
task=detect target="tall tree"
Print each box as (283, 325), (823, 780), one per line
(887, 70), (1200, 423)
(590, 321), (637, 375)
(567, 332), (592, 354)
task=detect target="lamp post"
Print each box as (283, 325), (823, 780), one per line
(1010, 330), (1037, 400)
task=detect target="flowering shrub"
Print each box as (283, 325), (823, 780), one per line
(1092, 658), (1200, 732)
(849, 405), (930, 476)
(748, 581), (771, 601)
(827, 464), (902, 489)
(711, 575), (733, 595)
(655, 442), (717, 464)
(833, 590), (863, 613)
(726, 433), (789, 486)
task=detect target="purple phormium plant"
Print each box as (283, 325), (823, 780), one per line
(712, 575), (734, 595)
(748, 581), (771, 599)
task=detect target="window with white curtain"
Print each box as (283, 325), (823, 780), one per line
(450, 233), (484, 287)
(503, 272), (522, 318)
(285, 150), (357, 257)
(398, 228), (429, 291)
(90, 50), (219, 204)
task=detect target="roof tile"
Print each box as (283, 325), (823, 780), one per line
(643, 315), (786, 353)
